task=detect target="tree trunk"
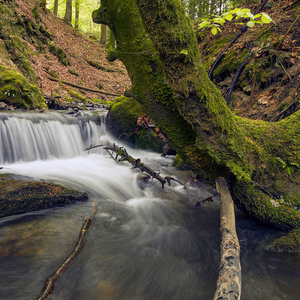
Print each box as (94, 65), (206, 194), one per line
(100, 24), (107, 45)
(63, 0), (72, 25)
(75, 0), (79, 29)
(53, 0), (58, 16)
(214, 177), (241, 300)
(92, 0), (300, 231)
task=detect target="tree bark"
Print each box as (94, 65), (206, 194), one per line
(75, 0), (80, 29)
(63, 0), (72, 25)
(100, 24), (107, 45)
(53, 0), (58, 16)
(214, 177), (241, 300)
(92, 0), (300, 231)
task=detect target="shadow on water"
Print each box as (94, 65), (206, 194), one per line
(0, 112), (299, 300)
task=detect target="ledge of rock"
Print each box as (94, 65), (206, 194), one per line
(0, 174), (88, 218)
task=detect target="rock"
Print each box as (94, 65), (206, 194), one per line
(136, 173), (151, 190)
(0, 102), (7, 110)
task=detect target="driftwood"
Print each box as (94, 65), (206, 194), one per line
(208, 0), (269, 78)
(224, 42), (253, 104)
(47, 76), (119, 96)
(213, 177), (241, 300)
(85, 141), (182, 188)
(36, 217), (92, 300)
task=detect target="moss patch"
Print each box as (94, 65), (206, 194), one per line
(0, 65), (46, 109)
(266, 229), (300, 254)
(0, 174), (88, 218)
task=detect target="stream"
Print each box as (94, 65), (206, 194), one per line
(0, 111), (299, 300)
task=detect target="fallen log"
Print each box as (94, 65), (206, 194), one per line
(85, 141), (183, 188)
(47, 76), (120, 96)
(213, 177), (241, 300)
(36, 217), (92, 300)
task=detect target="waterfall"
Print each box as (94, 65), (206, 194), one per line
(0, 111), (106, 164)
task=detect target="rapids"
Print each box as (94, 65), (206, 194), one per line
(0, 111), (299, 300)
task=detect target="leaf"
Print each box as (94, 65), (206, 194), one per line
(180, 49), (188, 55)
(261, 13), (273, 24)
(211, 27), (218, 35)
(246, 12), (255, 20)
(247, 21), (255, 28)
(199, 21), (209, 28)
(254, 13), (261, 19)
(225, 14), (233, 21)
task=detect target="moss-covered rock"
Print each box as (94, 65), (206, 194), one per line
(107, 96), (165, 152)
(266, 229), (300, 254)
(0, 174), (88, 218)
(48, 42), (70, 66)
(0, 65), (46, 109)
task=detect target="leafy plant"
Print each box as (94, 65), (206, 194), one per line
(4, 90), (15, 97)
(276, 157), (300, 175)
(198, 8), (274, 35)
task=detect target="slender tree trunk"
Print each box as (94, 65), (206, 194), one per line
(53, 0), (58, 16)
(63, 0), (72, 25)
(75, 0), (79, 29)
(100, 24), (107, 45)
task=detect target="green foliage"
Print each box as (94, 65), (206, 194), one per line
(198, 8), (274, 35)
(276, 157), (300, 176)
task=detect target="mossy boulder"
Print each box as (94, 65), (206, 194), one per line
(0, 65), (46, 109)
(266, 229), (300, 254)
(107, 96), (165, 152)
(0, 174), (88, 218)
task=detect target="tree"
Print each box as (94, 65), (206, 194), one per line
(92, 0), (300, 231)
(64, 0), (72, 25)
(100, 24), (107, 45)
(53, 0), (59, 16)
(75, 0), (80, 29)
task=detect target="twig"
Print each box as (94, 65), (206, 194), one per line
(47, 76), (120, 96)
(36, 217), (92, 300)
(279, 61), (292, 81)
(278, 14), (300, 46)
(224, 42), (253, 104)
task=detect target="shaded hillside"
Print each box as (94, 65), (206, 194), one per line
(197, 0), (300, 121)
(0, 0), (130, 110)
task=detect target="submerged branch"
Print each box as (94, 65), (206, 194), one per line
(36, 217), (92, 300)
(214, 177), (241, 300)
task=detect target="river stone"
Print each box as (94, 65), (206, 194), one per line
(0, 174), (88, 218)
(0, 102), (7, 110)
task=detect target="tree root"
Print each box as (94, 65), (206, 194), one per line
(36, 217), (92, 300)
(47, 76), (120, 96)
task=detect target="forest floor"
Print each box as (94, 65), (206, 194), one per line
(197, 0), (300, 121)
(3, 0), (300, 122)
(13, 0), (131, 105)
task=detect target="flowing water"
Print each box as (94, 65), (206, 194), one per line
(0, 111), (299, 300)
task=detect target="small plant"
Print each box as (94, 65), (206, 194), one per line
(198, 8), (274, 35)
(4, 90), (15, 97)
(276, 157), (300, 175)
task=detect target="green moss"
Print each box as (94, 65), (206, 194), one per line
(68, 68), (79, 76)
(0, 174), (88, 218)
(266, 229), (300, 254)
(67, 88), (87, 102)
(49, 42), (70, 66)
(0, 65), (46, 109)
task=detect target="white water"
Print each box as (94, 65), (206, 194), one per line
(0, 112), (299, 300)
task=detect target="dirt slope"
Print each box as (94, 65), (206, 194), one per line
(197, 0), (300, 121)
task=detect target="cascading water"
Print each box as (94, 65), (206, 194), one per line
(0, 111), (299, 300)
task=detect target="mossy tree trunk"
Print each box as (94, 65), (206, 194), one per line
(93, 0), (300, 231)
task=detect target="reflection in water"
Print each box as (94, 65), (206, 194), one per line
(0, 112), (299, 300)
